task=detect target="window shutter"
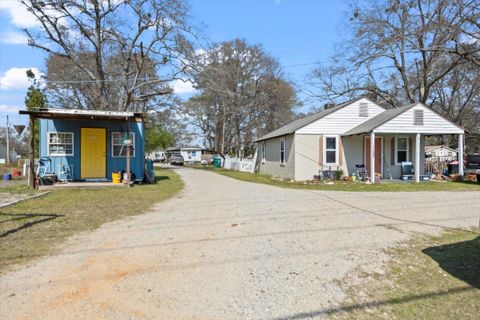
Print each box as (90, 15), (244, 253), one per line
(390, 137), (395, 165)
(338, 137), (343, 166)
(409, 137), (413, 161)
(319, 135), (323, 164)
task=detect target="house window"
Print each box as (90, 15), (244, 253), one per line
(395, 137), (409, 164)
(261, 142), (266, 163)
(48, 132), (74, 156)
(112, 132), (135, 157)
(359, 103), (368, 117)
(414, 109), (424, 125)
(324, 136), (337, 164)
(280, 138), (286, 165)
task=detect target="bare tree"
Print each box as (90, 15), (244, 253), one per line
(23, 0), (195, 111)
(183, 39), (299, 155)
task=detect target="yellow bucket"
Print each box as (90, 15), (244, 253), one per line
(112, 172), (121, 184)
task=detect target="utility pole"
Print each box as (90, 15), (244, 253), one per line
(6, 115), (10, 164)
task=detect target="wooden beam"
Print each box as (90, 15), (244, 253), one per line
(28, 115), (36, 189)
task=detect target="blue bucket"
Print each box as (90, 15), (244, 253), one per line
(3, 173), (12, 181)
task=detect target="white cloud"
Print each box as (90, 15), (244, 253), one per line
(0, 67), (42, 91)
(0, 31), (28, 45)
(0, 0), (40, 28)
(0, 104), (22, 114)
(171, 79), (196, 94)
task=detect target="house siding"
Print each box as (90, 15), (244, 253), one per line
(375, 103), (463, 134)
(39, 118), (145, 181)
(258, 134), (295, 180)
(296, 98), (385, 135)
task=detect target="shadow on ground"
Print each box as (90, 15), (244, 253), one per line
(0, 213), (64, 238)
(422, 236), (480, 289)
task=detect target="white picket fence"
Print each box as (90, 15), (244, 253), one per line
(223, 157), (255, 173)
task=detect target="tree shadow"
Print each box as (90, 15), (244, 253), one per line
(0, 212), (64, 238)
(422, 236), (480, 289)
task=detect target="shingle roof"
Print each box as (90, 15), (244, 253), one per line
(343, 104), (415, 136)
(255, 97), (366, 142)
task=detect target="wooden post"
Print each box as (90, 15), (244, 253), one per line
(126, 145), (131, 187)
(28, 115), (36, 189)
(370, 132), (375, 183)
(415, 133), (421, 183)
(6, 115), (10, 164)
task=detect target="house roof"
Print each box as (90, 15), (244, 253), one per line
(255, 96), (372, 142)
(343, 102), (466, 135)
(19, 108), (144, 122)
(343, 104), (414, 136)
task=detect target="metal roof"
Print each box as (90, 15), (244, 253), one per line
(343, 104), (414, 136)
(19, 108), (144, 121)
(255, 97), (368, 142)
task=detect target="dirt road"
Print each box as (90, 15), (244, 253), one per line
(1, 167), (479, 319)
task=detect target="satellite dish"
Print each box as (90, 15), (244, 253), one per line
(14, 125), (26, 135)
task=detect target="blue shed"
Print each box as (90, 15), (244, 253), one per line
(20, 109), (145, 182)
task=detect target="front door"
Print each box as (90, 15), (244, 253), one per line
(365, 137), (382, 175)
(81, 128), (106, 178)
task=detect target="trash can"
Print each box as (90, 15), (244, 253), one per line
(3, 173), (12, 181)
(213, 156), (222, 168)
(448, 161), (459, 175)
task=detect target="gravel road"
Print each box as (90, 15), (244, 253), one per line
(1, 167), (479, 320)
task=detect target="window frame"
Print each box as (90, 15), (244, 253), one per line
(47, 132), (74, 157)
(395, 136), (409, 165)
(261, 142), (266, 164)
(324, 135), (338, 165)
(279, 138), (286, 165)
(111, 132), (136, 158)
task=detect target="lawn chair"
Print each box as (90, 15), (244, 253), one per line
(36, 157), (51, 178)
(58, 164), (73, 182)
(355, 164), (368, 181)
(401, 161), (415, 181)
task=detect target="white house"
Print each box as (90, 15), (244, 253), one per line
(255, 97), (465, 183)
(425, 145), (458, 161)
(167, 146), (215, 163)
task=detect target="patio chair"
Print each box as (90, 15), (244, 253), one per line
(355, 164), (368, 181)
(401, 162), (415, 180)
(36, 157), (51, 178)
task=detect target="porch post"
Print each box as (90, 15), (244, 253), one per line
(458, 133), (464, 176)
(415, 133), (421, 183)
(370, 132), (375, 183)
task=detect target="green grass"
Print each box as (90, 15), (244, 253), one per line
(0, 169), (183, 272)
(331, 229), (480, 319)
(196, 166), (480, 191)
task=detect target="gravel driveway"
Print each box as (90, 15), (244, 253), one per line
(1, 167), (479, 319)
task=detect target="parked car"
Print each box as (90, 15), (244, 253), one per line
(169, 154), (184, 166)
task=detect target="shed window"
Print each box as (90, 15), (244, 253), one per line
(359, 103), (368, 117)
(395, 137), (409, 164)
(414, 109), (424, 125)
(48, 132), (74, 156)
(324, 136), (337, 164)
(261, 142), (266, 163)
(112, 132), (135, 157)
(280, 138), (286, 165)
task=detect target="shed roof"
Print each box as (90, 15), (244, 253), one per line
(255, 97), (369, 142)
(19, 108), (144, 122)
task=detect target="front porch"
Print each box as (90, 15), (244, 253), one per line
(342, 103), (466, 183)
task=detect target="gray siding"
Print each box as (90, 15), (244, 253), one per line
(258, 134), (295, 180)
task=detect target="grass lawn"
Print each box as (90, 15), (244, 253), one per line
(196, 166), (480, 191)
(0, 168), (183, 273)
(331, 228), (480, 319)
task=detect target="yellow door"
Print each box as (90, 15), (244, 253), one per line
(81, 128), (106, 178)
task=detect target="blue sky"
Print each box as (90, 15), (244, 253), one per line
(0, 0), (349, 126)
